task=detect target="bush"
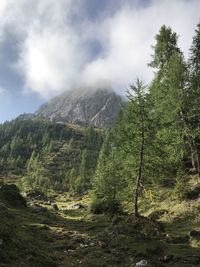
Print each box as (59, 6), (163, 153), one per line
(90, 198), (121, 214)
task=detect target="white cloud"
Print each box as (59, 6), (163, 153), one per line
(0, 0), (200, 98)
(82, 0), (200, 90)
(18, 25), (85, 98)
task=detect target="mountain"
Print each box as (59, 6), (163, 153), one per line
(35, 86), (123, 128)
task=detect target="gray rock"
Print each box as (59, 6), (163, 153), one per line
(35, 86), (124, 128)
(163, 255), (173, 263)
(67, 203), (85, 210)
(189, 230), (200, 237)
(135, 259), (148, 266)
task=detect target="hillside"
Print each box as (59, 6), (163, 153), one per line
(0, 119), (103, 193)
(0, 177), (199, 267)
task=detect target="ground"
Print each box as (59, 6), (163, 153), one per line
(0, 176), (200, 267)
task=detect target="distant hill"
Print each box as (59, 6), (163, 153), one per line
(0, 119), (103, 193)
(35, 86), (124, 128)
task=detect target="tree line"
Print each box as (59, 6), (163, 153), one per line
(91, 23), (200, 216)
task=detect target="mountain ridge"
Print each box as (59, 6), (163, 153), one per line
(35, 86), (124, 128)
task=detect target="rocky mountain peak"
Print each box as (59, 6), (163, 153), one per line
(35, 86), (123, 128)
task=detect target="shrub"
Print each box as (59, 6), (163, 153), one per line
(90, 198), (121, 214)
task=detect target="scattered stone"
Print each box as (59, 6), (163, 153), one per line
(51, 203), (59, 211)
(163, 255), (174, 263)
(80, 243), (88, 248)
(135, 259), (148, 267)
(67, 203), (85, 210)
(64, 249), (75, 254)
(189, 230), (200, 237)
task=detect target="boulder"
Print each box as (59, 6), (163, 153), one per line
(135, 260), (148, 266)
(0, 184), (26, 207)
(189, 230), (200, 238)
(67, 203), (85, 210)
(163, 255), (173, 263)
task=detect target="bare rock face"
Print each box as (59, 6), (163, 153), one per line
(35, 86), (123, 128)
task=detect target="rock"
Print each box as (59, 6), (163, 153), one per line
(67, 203), (85, 210)
(135, 259), (148, 267)
(80, 243), (88, 248)
(189, 230), (200, 237)
(35, 86), (124, 128)
(163, 255), (173, 263)
(148, 209), (168, 220)
(51, 203), (59, 210)
(0, 184), (26, 207)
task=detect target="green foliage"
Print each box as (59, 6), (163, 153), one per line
(0, 119), (103, 194)
(91, 131), (125, 213)
(149, 25), (180, 69)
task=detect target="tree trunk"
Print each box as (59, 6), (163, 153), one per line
(134, 106), (145, 217)
(180, 111), (200, 177)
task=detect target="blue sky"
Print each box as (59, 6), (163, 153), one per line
(0, 0), (200, 123)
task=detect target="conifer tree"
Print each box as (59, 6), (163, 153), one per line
(91, 131), (124, 213)
(186, 22), (200, 177)
(115, 79), (155, 216)
(149, 25), (188, 183)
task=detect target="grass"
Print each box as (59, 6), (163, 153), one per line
(0, 176), (200, 267)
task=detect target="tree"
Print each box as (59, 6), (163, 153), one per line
(22, 151), (48, 192)
(74, 149), (87, 194)
(91, 131), (124, 213)
(149, 25), (180, 70)
(149, 25), (189, 184)
(124, 79), (155, 216)
(186, 22), (200, 177)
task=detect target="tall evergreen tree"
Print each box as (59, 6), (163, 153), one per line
(115, 79), (155, 216)
(149, 25), (188, 183)
(91, 131), (124, 213)
(186, 22), (200, 177)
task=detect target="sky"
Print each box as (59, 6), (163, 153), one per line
(0, 0), (200, 123)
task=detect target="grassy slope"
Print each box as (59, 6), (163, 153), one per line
(1, 176), (200, 267)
